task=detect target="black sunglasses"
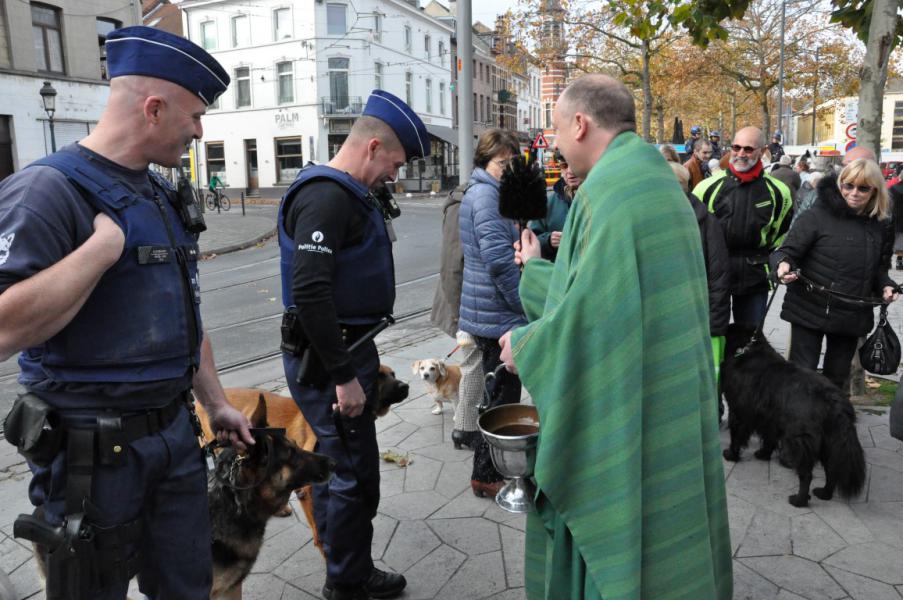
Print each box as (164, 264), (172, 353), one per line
(840, 182), (874, 194)
(731, 144), (759, 153)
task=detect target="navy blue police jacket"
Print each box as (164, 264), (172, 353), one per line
(278, 165), (394, 325)
(18, 152), (202, 384)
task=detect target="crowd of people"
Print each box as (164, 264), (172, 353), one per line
(0, 21), (899, 600)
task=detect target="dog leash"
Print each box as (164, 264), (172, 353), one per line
(444, 344), (460, 359)
(794, 271), (893, 307)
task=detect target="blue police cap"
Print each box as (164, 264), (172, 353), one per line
(105, 26), (229, 106)
(362, 90), (430, 160)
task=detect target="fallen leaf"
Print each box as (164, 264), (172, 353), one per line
(380, 450), (412, 468)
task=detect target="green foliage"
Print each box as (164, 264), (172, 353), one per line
(830, 0), (903, 48)
(668, 0), (752, 47)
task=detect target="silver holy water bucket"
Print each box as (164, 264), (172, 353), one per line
(477, 404), (539, 513)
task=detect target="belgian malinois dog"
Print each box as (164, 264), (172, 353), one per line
(208, 395), (335, 599)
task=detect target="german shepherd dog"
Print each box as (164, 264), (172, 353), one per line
(208, 395), (335, 599)
(196, 365), (409, 554)
(722, 324), (867, 507)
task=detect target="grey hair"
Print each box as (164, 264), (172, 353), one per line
(560, 74), (636, 134)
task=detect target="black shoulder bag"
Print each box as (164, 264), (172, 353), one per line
(859, 304), (901, 375)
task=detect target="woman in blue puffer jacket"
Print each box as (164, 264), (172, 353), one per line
(458, 128), (527, 498)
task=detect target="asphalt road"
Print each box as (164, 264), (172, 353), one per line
(0, 196), (444, 417)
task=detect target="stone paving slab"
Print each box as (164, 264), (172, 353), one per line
(2, 316), (903, 599)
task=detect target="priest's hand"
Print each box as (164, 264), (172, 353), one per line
(515, 228), (541, 267)
(499, 330), (518, 374)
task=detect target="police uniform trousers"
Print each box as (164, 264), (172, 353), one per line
(283, 339), (381, 587)
(27, 404), (212, 600)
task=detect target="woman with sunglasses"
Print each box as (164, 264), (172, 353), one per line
(772, 158), (898, 391)
(458, 128), (526, 497)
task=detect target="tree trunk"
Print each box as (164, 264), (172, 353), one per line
(730, 93), (737, 139)
(856, 0), (897, 157)
(642, 39), (652, 142)
(656, 98), (665, 144)
(761, 93), (771, 141)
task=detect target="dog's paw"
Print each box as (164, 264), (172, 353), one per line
(723, 448), (741, 462)
(753, 449), (773, 461)
(788, 493), (810, 507)
(431, 404), (442, 415)
(813, 487), (833, 501)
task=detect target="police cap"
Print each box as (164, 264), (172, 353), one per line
(105, 26), (229, 106)
(362, 90), (430, 160)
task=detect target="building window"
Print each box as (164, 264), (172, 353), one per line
(200, 20), (216, 50)
(424, 35), (431, 60)
(439, 81), (446, 115)
(545, 102), (552, 129)
(0, 7), (10, 68)
(486, 97), (491, 124)
(473, 94), (477, 121)
(405, 72), (413, 106)
(96, 18), (119, 80)
(273, 8), (292, 40)
(277, 61), (293, 104)
(374, 61), (382, 89)
(404, 25), (412, 51)
(893, 101), (903, 150)
(328, 57), (349, 109)
(327, 4), (346, 36)
(206, 142), (226, 184)
(275, 137), (303, 183)
(438, 40), (445, 66)
(425, 79), (432, 113)
(372, 13), (381, 42)
(31, 3), (64, 73)
(235, 66), (251, 107)
(231, 15), (250, 47)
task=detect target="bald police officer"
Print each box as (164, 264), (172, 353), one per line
(0, 26), (252, 599)
(279, 90), (429, 600)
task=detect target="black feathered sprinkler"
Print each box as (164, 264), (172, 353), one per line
(498, 155), (548, 230)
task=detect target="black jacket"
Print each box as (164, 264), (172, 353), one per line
(689, 194), (731, 336)
(770, 175), (895, 336)
(890, 180), (903, 234)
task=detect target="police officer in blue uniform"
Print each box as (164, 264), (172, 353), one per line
(279, 90), (429, 600)
(0, 26), (253, 599)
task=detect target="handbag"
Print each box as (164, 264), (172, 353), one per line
(859, 305), (901, 375)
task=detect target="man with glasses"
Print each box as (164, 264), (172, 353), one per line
(692, 126), (793, 327)
(683, 139), (714, 190)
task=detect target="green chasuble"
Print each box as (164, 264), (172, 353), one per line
(512, 132), (732, 600)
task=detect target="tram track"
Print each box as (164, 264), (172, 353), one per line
(216, 306), (432, 373)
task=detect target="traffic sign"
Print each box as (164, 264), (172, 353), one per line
(532, 133), (549, 149)
(845, 140), (857, 152)
(845, 123), (857, 140)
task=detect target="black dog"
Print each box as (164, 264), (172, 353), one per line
(208, 396), (335, 598)
(721, 324), (866, 507)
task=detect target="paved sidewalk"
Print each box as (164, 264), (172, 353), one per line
(199, 203), (277, 257)
(1, 311), (902, 599)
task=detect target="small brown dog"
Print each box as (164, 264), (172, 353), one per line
(195, 365), (409, 553)
(411, 359), (461, 414)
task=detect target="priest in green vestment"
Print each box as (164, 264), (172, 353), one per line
(499, 74), (732, 600)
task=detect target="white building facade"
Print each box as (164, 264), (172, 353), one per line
(516, 64), (542, 138)
(0, 0), (140, 179)
(180, 0), (454, 196)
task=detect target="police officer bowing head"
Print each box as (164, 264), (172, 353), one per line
(0, 25), (253, 600)
(330, 89), (431, 190)
(276, 90), (428, 600)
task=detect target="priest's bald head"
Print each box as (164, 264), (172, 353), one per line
(552, 74), (636, 178)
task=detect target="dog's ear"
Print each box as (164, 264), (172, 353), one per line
(250, 394), (268, 428)
(438, 361), (447, 378)
(411, 360), (421, 375)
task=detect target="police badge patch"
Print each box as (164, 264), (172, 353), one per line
(0, 232), (13, 266)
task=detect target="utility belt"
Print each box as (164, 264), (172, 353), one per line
(4, 392), (191, 600)
(280, 308), (393, 389)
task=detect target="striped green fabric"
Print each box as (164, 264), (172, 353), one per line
(512, 132), (732, 600)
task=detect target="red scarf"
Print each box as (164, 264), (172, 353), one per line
(728, 160), (764, 183)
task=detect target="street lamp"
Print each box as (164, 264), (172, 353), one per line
(39, 81), (57, 153)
